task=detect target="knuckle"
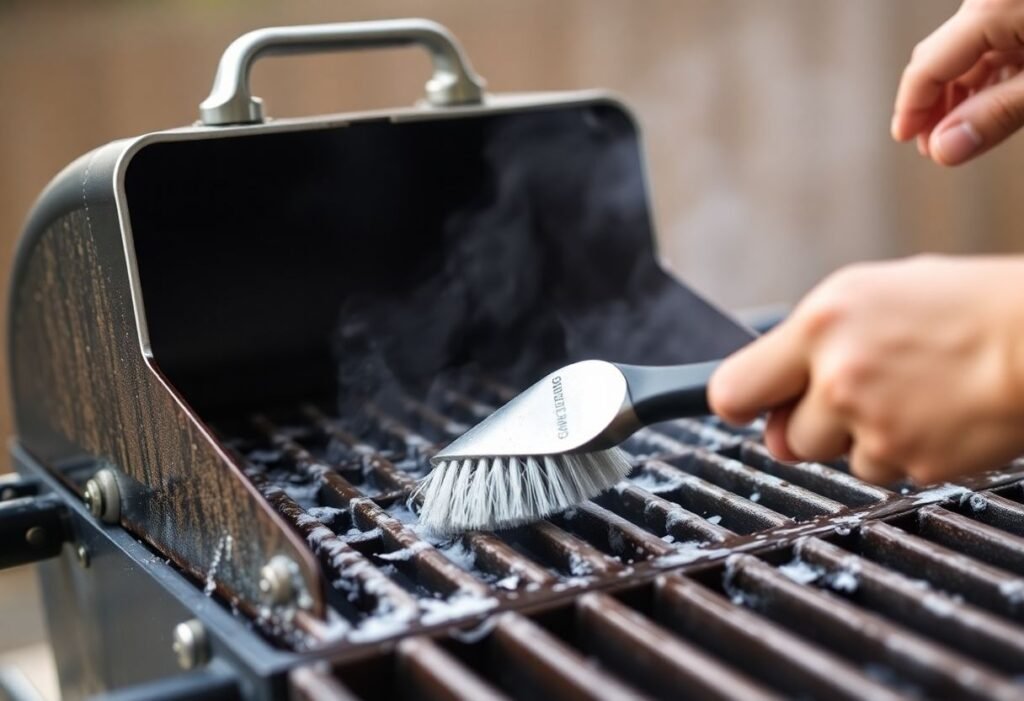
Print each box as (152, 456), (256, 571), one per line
(906, 462), (943, 486)
(860, 425), (916, 466)
(910, 40), (928, 61)
(799, 265), (867, 334)
(817, 360), (863, 411)
(984, 90), (1024, 133)
(858, 431), (899, 465)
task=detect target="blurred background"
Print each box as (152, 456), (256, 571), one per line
(1, 0), (1020, 697)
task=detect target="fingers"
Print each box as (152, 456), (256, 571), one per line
(708, 324), (809, 425)
(784, 383), (852, 461)
(928, 69), (1024, 164)
(892, 11), (993, 141)
(763, 404), (799, 461)
(849, 442), (903, 485)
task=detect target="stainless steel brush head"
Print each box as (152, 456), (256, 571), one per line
(414, 358), (719, 533)
(434, 360), (640, 461)
(415, 360), (641, 533)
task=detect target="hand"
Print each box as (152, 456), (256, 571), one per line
(708, 255), (1024, 485)
(892, 0), (1024, 165)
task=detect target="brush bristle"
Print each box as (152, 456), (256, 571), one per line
(413, 448), (632, 534)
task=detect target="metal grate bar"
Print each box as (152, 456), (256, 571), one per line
(397, 636), (511, 701)
(632, 420), (743, 454)
(859, 521), (1024, 619)
(488, 613), (650, 700)
(916, 504), (1024, 574)
(557, 502), (676, 560)
(796, 536), (1024, 675)
(290, 665), (363, 701)
(950, 491), (1024, 538)
(322, 475), (491, 597)
(575, 592), (779, 701)
(665, 449), (847, 519)
(641, 461), (792, 532)
(600, 482), (734, 544)
(726, 553), (1021, 699)
(653, 574), (901, 700)
(735, 441), (893, 507)
(512, 519), (623, 576)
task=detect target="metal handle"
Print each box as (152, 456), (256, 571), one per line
(199, 19), (487, 126)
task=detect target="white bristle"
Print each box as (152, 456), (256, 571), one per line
(413, 448), (632, 534)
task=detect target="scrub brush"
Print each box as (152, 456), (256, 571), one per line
(414, 359), (720, 533)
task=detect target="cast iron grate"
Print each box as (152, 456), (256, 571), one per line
(215, 374), (1024, 653)
(289, 482), (1024, 700)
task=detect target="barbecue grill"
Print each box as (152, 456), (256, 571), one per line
(5, 20), (1024, 700)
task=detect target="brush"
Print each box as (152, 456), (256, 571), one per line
(414, 359), (720, 533)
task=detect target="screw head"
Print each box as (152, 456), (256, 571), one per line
(259, 555), (297, 606)
(25, 526), (47, 548)
(83, 469), (120, 524)
(75, 544), (90, 568)
(172, 619), (208, 670)
(0, 487), (15, 501)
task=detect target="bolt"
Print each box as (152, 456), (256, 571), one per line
(171, 619), (209, 670)
(76, 544), (90, 568)
(83, 469), (120, 524)
(259, 555), (297, 606)
(25, 526), (47, 547)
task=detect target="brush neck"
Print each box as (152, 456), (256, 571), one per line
(615, 360), (720, 426)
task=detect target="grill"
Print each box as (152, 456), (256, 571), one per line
(218, 375), (1024, 663)
(289, 477), (1024, 700)
(6, 19), (1024, 701)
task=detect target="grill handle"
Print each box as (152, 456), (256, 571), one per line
(199, 19), (487, 126)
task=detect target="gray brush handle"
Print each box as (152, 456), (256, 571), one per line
(615, 360), (721, 426)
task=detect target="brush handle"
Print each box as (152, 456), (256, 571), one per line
(615, 360), (721, 426)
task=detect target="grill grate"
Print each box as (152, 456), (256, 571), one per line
(214, 373), (1024, 657)
(288, 483), (1024, 700)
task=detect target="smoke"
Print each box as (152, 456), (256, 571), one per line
(332, 103), (752, 425)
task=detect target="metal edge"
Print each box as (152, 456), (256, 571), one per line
(13, 439), (300, 700)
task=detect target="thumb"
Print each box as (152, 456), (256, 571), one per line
(929, 73), (1024, 166)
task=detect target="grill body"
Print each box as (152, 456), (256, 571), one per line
(6, 19), (1024, 701)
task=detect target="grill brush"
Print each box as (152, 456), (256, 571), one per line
(415, 359), (721, 532)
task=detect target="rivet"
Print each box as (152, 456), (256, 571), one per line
(259, 555), (297, 606)
(76, 544), (90, 568)
(171, 619), (209, 670)
(25, 526), (47, 547)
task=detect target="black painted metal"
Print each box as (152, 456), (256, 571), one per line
(13, 444), (299, 701)
(90, 667), (241, 701)
(0, 492), (67, 569)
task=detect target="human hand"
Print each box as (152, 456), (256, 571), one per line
(892, 0), (1024, 165)
(708, 256), (1024, 485)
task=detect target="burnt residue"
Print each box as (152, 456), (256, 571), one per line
(304, 499), (1024, 701)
